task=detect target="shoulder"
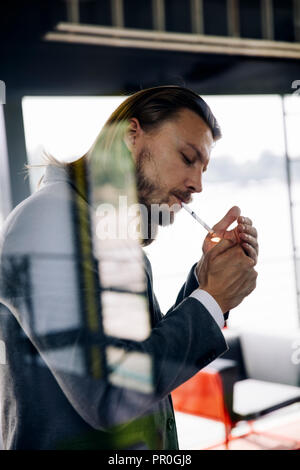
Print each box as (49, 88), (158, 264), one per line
(0, 181), (75, 256)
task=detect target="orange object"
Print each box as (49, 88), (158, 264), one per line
(172, 369), (244, 448)
(172, 368), (232, 429)
(172, 369), (300, 450)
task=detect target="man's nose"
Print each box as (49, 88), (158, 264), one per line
(186, 171), (203, 193)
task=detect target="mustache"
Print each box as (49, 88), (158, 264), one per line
(172, 190), (193, 204)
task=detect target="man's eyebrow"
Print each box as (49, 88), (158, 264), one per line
(186, 142), (207, 163)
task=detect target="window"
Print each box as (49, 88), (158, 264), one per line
(22, 94), (300, 331)
(145, 95), (299, 331)
(22, 96), (126, 192)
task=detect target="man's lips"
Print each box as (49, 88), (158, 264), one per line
(172, 193), (192, 205)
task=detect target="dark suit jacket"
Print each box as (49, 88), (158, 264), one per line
(0, 165), (228, 450)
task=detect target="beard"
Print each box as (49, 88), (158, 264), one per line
(135, 148), (180, 247)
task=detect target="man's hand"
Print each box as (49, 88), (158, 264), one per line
(202, 206), (259, 266)
(196, 238), (258, 313)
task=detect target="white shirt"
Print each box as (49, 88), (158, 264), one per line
(189, 267), (225, 329)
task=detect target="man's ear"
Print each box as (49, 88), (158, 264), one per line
(123, 117), (143, 153)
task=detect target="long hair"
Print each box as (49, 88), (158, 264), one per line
(88, 85), (221, 161)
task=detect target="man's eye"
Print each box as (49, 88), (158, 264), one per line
(181, 153), (193, 166)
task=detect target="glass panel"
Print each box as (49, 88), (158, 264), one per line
(20, 95), (153, 396)
(4, 92), (300, 449)
(21, 93), (300, 332)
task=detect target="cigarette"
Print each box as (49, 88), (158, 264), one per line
(181, 202), (215, 235)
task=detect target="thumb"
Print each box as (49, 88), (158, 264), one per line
(209, 238), (235, 260)
(212, 206), (241, 233)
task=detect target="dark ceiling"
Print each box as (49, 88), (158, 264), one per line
(1, 0), (300, 98)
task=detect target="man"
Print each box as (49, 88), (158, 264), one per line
(0, 86), (258, 449)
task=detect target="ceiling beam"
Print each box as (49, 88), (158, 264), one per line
(44, 23), (300, 60)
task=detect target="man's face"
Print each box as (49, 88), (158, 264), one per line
(133, 107), (214, 215)
(127, 108), (214, 244)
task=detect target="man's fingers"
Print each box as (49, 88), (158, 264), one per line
(237, 215), (253, 226)
(239, 232), (259, 251)
(241, 242), (258, 264)
(209, 238), (236, 260)
(239, 268), (258, 296)
(237, 224), (258, 239)
(212, 206), (241, 233)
